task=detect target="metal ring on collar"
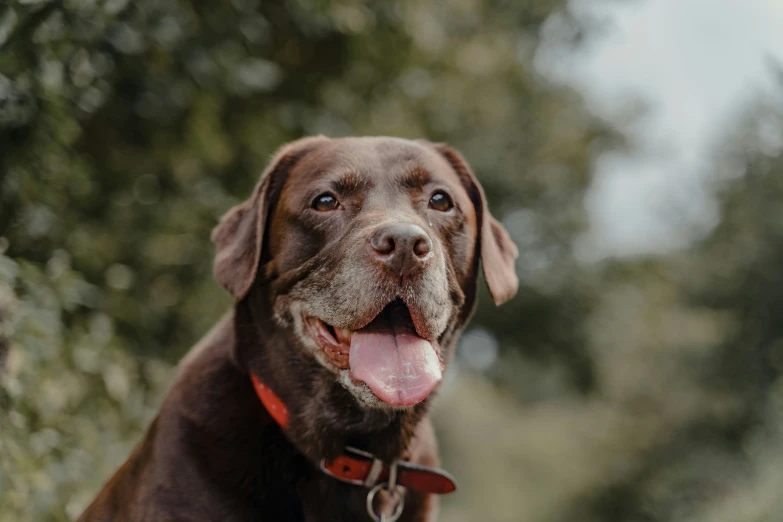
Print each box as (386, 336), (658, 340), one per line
(365, 482), (404, 522)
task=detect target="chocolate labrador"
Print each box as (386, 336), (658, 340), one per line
(78, 136), (518, 522)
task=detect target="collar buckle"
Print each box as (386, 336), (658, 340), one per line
(319, 446), (385, 487)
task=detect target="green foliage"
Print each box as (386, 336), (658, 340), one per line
(0, 251), (173, 520)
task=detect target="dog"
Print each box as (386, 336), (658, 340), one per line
(77, 136), (518, 522)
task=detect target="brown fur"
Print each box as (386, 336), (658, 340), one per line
(78, 136), (518, 522)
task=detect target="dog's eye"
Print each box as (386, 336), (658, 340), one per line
(429, 191), (453, 212)
(312, 193), (340, 211)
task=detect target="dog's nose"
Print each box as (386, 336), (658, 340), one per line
(369, 223), (432, 274)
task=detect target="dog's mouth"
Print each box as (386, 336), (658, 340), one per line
(304, 299), (444, 408)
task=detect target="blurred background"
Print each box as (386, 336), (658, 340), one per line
(2, 0), (783, 520)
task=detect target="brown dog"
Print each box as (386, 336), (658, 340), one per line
(78, 136), (518, 522)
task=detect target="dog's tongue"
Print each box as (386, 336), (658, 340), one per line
(349, 308), (442, 407)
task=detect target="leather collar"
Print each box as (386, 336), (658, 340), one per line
(251, 374), (457, 495)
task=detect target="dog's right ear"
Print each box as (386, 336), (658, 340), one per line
(211, 136), (327, 300)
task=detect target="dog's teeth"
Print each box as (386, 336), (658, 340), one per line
(336, 327), (352, 341)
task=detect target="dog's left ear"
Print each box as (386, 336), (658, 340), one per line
(431, 144), (519, 305)
(211, 136), (328, 300)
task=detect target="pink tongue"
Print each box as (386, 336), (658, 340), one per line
(349, 331), (442, 407)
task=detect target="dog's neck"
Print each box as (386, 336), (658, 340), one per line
(232, 299), (429, 464)
(153, 306), (447, 519)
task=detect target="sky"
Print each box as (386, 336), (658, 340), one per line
(535, 0), (783, 259)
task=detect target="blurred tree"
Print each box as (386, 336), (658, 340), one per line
(558, 95), (783, 522)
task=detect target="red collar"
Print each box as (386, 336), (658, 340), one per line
(251, 374), (457, 495)
(251, 374), (290, 429)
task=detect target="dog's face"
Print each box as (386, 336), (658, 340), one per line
(212, 137), (517, 429)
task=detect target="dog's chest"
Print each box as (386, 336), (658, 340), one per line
(246, 465), (375, 521)
(224, 432), (371, 522)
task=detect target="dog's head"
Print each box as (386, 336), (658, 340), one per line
(212, 136), (517, 453)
